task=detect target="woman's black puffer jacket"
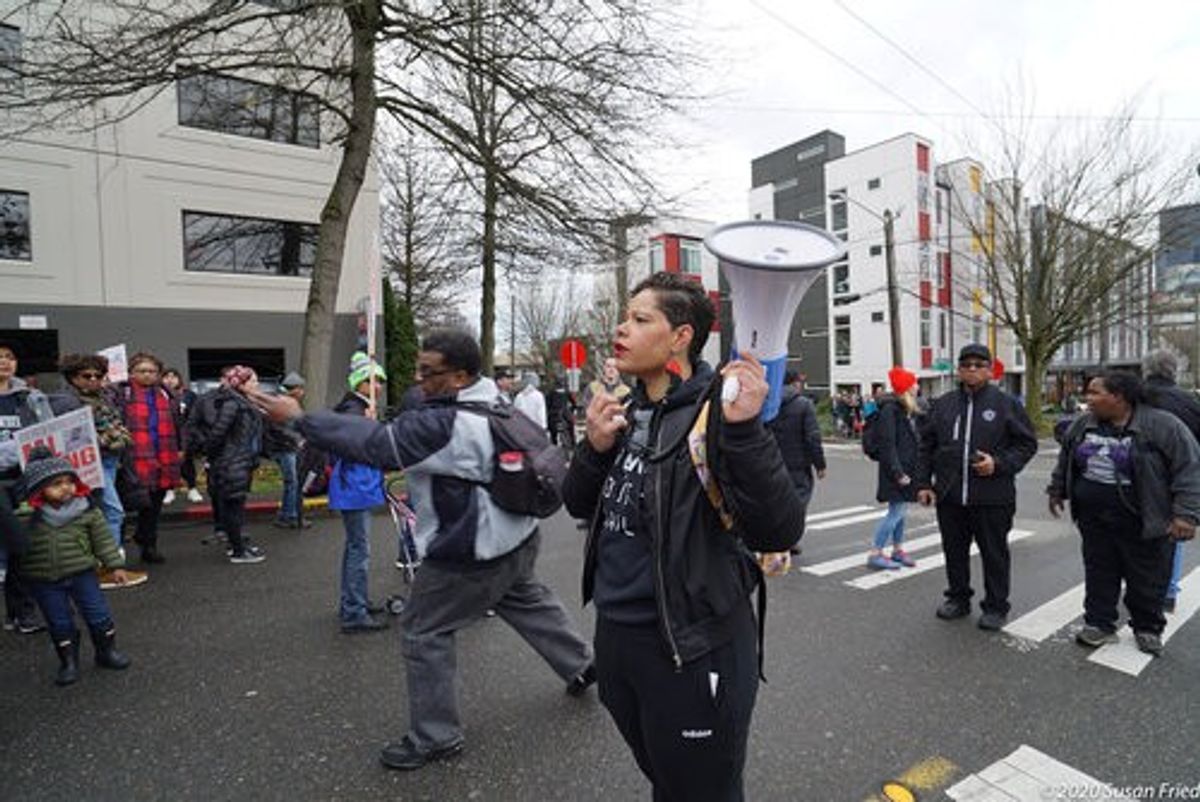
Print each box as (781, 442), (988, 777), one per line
(207, 388), (262, 500)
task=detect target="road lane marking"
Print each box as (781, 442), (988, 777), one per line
(800, 525), (942, 577)
(845, 530), (1035, 590)
(1003, 584), (1086, 642)
(946, 745), (1133, 801)
(806, 504), (874, 522)
(807, 510), (888, 530)
(1087, 567), (1200, 676)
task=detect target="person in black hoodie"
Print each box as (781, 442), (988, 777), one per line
(915, 344), (1038, 631)
(562, 272), (804, 802)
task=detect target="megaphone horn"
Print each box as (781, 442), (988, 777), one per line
(704, 221), (846, 421)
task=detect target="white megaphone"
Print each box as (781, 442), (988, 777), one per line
(704, 221), (846, 422)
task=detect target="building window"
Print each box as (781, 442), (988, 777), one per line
(0, 24), (22, 98)
(773, 177), (799, 193)
(177, 73), (320, 147)
(867, 177), (881, 190)
(938, 311), (947, 349)
(832, 260), (849, 295)
(920, 309), (931, 348)
(795, 144), (826, 163)
(871, 311), (884, 323)
(869, 244), (882, 257)
(0, 190), (31, 261)
(834, 315), (851, 366)
(182, 211), (317, 276)
(680, 238), (703, 276)
(830, 190), (848, 232)
(649, 240), (664, 272)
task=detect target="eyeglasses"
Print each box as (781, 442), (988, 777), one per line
(958, 361), (991, 370)
(76, 372), (104, 380)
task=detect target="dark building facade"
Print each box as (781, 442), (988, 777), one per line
(741, 130), (846, 395)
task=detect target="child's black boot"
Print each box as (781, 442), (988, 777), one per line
(53, 635), (80, 686)
(90, 627), (131, 670)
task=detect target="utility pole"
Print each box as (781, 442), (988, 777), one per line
(884, 209), (903, 366)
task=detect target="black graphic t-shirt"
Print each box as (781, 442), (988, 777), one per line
(593, 405), (658, 625)
(1072, 422), (1138, 526)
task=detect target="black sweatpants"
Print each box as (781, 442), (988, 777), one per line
(1078, 517), (1173, 635)
(936, 503), (1015, 615)
(134, 489), (167, 553)
(594, 604), (759, 802)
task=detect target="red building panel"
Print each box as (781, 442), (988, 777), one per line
(708, 290), (721, 331)
(921, 347), (933, 368)
(920, 280), (932, 306)
(916, 143), (930, 173)
(918, 212), (931, 241)
(663, 235), (680, 273)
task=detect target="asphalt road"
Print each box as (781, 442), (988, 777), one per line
(2, 443), (1197, 801)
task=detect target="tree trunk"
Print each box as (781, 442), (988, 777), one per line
(1023, 349), (1048, 435)
(479, 168), (498, 375)
(299, 2), (377, 408)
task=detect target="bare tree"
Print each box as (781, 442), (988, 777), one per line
(514, 276), (584, 377)
(1, 0), (692, 398)
(378, 128), (471, 330)
(946, 103), (1197, 428)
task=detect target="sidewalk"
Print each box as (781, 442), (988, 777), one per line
(159, 492), (330, 523)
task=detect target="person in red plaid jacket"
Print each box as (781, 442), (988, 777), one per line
(115, 352), (182, 565)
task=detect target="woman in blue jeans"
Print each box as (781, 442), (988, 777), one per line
(329, 355), (388, 633)
(867, 368), (921, 570)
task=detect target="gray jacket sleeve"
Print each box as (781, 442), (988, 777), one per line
(1160, 415), (1200, 523)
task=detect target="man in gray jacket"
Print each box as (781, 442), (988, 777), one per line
(250, 328), (593, 771)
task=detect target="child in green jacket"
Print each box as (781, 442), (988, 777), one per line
(21, 447), (131, 686)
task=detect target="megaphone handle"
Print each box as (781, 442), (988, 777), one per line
(721, 375), (740, 405)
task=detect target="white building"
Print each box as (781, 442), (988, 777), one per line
(597, 215), (722, 367)
(823, 134), (1024, 398)
(0, 21), (379, 399)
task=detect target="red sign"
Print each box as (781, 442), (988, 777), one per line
(559, 339), (587, 369)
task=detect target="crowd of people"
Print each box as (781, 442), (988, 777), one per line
(3, 292), (1199, 800)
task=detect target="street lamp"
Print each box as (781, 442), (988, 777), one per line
(829, 190), (904, 367)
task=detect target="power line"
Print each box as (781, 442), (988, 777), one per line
(831, 0), (1002, 135)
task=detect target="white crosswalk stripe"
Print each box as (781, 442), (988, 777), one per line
(806, 509), (887, 531)
(805, 504), (874, 523)
(799, 523), (939, 577)
(1003, 584), (1087, 642)
(846, 529), (1035, 590)
(946, 744), (1133, 801)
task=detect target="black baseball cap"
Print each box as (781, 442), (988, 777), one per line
(958, 343), (992, 364)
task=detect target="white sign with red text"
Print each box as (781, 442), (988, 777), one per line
(16, 406), (104, 490)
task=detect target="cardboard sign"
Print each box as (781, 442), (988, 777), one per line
(16, 406), (105, 490)
(98, 344), (128, 383)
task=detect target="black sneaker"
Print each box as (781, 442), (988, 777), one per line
(229, 546), (266, 564)
(6, 614), (46, 635)
(341, 615), (388, 634)
(1075, 626), (1119, 647)
(1134, 631), (1164, 657)
(566, 664), (596, 697)
(1164, 596), (1177, 614)
(977, 611), (1007, 631)
(380, 736), (463, 771)
(935, 599), (970, 620)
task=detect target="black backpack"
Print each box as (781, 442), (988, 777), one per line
(861, 409), (882, 461)
(456, 401), (568, 518)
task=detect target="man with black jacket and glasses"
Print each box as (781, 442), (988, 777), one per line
(915, 344), (1038, 631)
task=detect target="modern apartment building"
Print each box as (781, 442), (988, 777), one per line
(600, 215), (722, 367)
(746, 130), (846, 394)
(0, 23), (379, 398)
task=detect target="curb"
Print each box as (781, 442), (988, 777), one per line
(160, 496), (330, 523)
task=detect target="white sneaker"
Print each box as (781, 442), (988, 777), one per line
(163, 490), (176, 505)
(186, 488), (203, 503)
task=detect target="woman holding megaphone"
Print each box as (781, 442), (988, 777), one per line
(562, 272), (804, 802)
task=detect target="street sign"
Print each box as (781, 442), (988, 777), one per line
(559, 339), (587, 369)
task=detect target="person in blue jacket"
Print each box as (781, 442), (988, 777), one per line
(330, 353), (389, 634)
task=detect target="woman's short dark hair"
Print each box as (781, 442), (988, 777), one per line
(1097, 370), (1143, 406)
(59, 353), (109, 380)
(630, 272), (714, 364)
(422, 328), (482, 377)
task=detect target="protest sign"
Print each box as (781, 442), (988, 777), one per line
(16, 406), (104, 490)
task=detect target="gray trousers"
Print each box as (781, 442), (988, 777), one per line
(399, 529), (592, 749)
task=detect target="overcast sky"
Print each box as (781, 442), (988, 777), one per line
(664, 0), (1200, 223)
